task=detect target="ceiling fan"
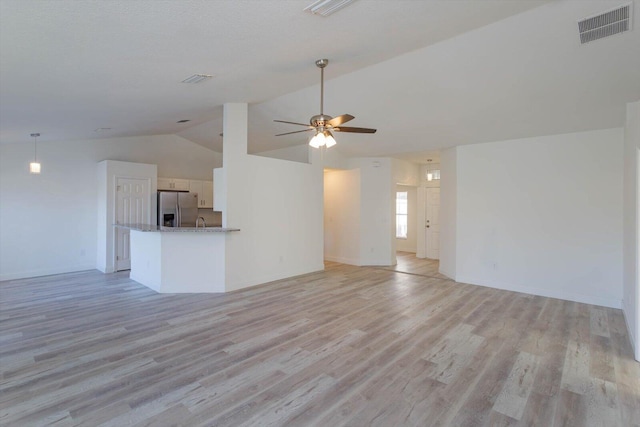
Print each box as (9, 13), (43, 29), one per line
(274, 59), (376, 148)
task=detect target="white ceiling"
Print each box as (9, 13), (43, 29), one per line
(1, 0), (639, 162)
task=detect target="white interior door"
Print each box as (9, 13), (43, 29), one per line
(115, 177), (150, 271)
(425, 188), (440, 259)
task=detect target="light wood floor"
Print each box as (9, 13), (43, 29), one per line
(1, 255), (638, 426)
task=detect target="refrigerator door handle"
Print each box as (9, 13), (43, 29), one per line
(177, 203), (181, 227)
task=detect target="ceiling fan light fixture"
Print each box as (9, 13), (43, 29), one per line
(323, 131), (336, 148)
(309, 130), (337, 148)
(309, 131), (325, 148)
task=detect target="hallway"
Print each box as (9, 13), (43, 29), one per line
(380, 251), (451, 281)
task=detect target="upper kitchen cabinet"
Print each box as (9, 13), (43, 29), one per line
(157, 177), (190, 192)
(189, 180), (214, 209)
(202, 181), (214, 209)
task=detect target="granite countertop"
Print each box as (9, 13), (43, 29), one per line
(115, 223), (240, 233)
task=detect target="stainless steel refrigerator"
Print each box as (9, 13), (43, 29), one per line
(157, 191), (199, 227)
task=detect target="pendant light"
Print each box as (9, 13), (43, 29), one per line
(29, 133), (41, 174)
(426, 159), (433, 181)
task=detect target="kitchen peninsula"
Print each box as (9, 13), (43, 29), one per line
(117, 224), (239, 293)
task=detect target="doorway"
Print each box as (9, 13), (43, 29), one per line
(636, 147), (640, 361)
(115, 177), (150, 271)
(425, 187), (440, 259)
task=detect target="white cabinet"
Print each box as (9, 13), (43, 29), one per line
(157, 177), (190, 191)
(189, 180), (214, 208)
(201, 181), (214, 209)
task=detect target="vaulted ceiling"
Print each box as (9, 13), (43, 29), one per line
(1, 1), (638, 161)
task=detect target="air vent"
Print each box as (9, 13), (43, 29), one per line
(181, 74), (213, 84)
(304, 0), (357, 17)
(578, 3), (632, 44)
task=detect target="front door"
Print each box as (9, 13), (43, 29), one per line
(115, 177), (150, 271)
(425, 188), (440, 259)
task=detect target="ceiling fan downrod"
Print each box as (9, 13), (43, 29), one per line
(316, 59), (328, 116)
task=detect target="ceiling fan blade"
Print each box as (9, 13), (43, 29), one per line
(274, 120), (311, 127)
(327, 114), (355, 127)
(334, 126), (377, 134)
(275, 129), (314, 137)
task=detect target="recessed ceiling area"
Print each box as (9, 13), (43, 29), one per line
(1, 0), (639, 163)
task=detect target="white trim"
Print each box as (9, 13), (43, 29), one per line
(455, 275), (622, 309)
(226, 264), (326, 291)
(622, 299), (638, 361)
(438, 267), (456, 281)
(0, 265), (96, 281)
(324, 256), (362, 266)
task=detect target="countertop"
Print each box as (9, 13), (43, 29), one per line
(115, 223), (240, 233)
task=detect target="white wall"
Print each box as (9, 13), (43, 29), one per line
(254, 144), (310, 164)
(439, 148), (458, 278)
(0, 134), (222, 280)
(392, 158), (420, 187)
(324, 169), (361, 264)
(222, 103), (324, 291)
(348, 158), (395, 265)
(396, 185), (417, 253)
(321, 148), (350, 170)
(451, 128), (624, 308)
(622, 100), (640, 360)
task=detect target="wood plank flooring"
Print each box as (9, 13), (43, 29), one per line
(1, 255), (638, 426)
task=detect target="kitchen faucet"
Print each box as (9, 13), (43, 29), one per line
(195, 217), (206, 228)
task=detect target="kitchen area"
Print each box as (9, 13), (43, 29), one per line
(157, 177), (221, 228)
(97, 103), (323, 297)
(118, 174), (240, 294)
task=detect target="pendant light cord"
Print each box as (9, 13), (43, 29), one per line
(30, 133), (40, 163)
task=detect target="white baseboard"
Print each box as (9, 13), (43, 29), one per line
(129, 271), (161, 293)
(0, 264), (96, 282)
(622, 298), (639, 362)
(226, 263), (326, 292)
(96, 264), (115, 274)
(324, 255), (361, 266)
(455, 275), (622, 309)
(438, 267), (455, 281)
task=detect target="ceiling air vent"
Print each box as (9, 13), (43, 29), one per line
(304, 0), (357, 17)
(578, 3), (632, 44)
(181, 74), (213, 84)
